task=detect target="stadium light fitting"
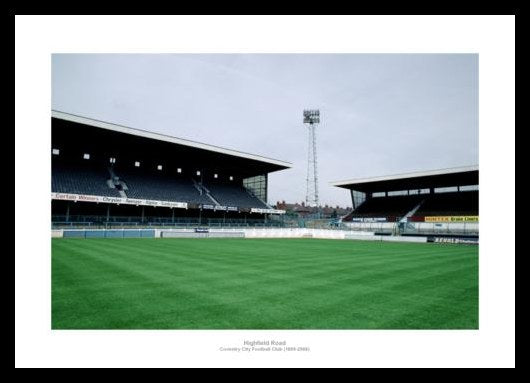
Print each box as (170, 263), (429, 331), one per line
(214, 174), (218, 179)
(196, 171), (201, 176)
(52, 148), (60, 155)
(177, 168), (182, 173)
(135, 161), (140, 167)
(83, 153), (90, 160)
(109, 157), (116, 164)
(157, 165), (163, 171)
(229, 176), (233, 181)
(303, 109), (320, 124)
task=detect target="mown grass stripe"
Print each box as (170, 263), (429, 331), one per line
(52, 238), (478, 329)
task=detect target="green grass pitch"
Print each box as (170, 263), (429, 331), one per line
(52, 238), (478, 329)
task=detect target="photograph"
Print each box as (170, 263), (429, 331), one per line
(51, 54), (478, 330)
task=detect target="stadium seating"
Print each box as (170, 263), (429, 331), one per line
(413, 191), (478, 217)
(52, 161), (271, 209)
(205, 182), (269, 209)
(114, 167), (213, 205)
(343, 191), (478, 221)
(345, 194), (424, 220)
(52, 161), (121, 197)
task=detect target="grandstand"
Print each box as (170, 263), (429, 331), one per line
(51, 111), (290, 227)
(332, 166), (479, 237)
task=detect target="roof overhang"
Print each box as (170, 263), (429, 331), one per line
(52, 110), (292, 170)
(331, 166), (479, 193)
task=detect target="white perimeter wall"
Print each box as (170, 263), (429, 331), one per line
(52, 228), (429, 243)
(155, 228), (428, 243)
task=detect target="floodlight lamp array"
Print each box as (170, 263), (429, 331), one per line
(303, 109), (320, 124)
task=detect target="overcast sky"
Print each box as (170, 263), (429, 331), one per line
(52, 54), (478, 207)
